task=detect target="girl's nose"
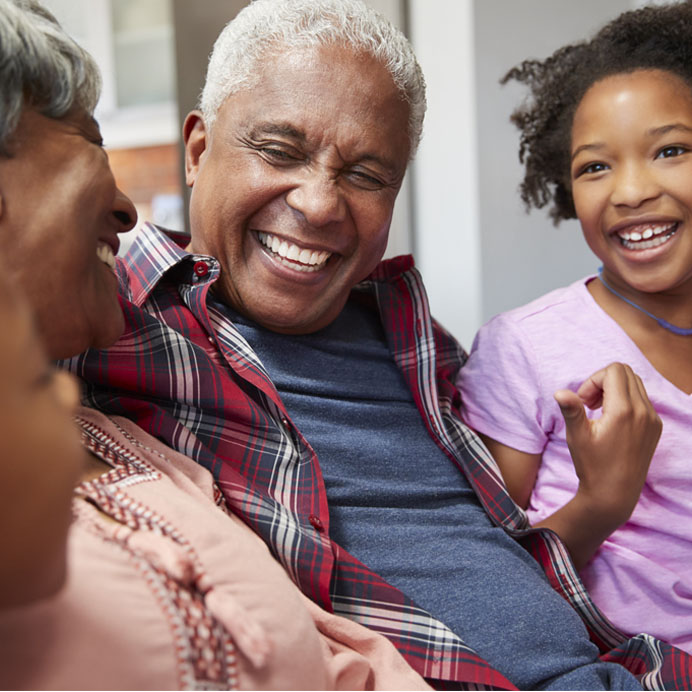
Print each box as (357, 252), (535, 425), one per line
(610, 164), (661, 208)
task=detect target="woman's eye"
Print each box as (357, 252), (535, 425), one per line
(34, 368), (56, 390)
(656, 145), (687, 159)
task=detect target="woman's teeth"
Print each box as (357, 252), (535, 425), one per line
(617, 223), (677, 250)
(97, 243), (116, 270)
(257, 231), (331, 272)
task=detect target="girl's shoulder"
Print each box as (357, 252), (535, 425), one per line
(472, 274), (640, 382)
(494, 276), (597, 331)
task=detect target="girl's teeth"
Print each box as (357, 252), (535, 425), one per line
(617, 223), (677, 250)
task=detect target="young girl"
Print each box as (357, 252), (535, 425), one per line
(458, 2), (692, 656)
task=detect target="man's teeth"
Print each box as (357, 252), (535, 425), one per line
(617, 223), (677, 250)
(97, 243), (116, 270)
(257, 231), (331, 272)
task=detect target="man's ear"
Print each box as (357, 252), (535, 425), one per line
(183, 110), (208, 188)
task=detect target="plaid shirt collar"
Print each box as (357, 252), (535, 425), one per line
(121, 222), (417, 308)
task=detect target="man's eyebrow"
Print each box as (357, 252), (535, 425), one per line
(249, 122), (306, 142)
(359, 152), (397, 171)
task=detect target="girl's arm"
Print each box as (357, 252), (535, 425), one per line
(483, 363), (662, 571)
(478, 435), (541, 510)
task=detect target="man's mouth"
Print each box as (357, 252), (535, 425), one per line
(616, 222), (678, 250)
(257, 231), (332, 272)
(97, 241), (116, 270)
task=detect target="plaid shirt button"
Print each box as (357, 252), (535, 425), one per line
(193, 261), (209, 277)
(309, 514), (324, 532)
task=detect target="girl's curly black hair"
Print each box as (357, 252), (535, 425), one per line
(503, 1), (692, 224)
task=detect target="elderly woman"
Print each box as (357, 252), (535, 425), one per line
(0, 1), (429, 689)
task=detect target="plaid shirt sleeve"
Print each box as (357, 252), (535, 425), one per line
(62, 223), (692, 690)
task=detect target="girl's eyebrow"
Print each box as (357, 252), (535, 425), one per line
(572, 123), (692, 161)
(571, 142), (605, 162)
(648, 122), (692, 137)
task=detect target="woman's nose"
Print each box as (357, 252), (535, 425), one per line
(53, 370), (81, 414)
(112, 187), (137, 233)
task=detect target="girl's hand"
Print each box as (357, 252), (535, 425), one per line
(539, 362), (662, 569)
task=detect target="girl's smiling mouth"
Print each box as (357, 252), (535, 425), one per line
(614, 222), (678, 250)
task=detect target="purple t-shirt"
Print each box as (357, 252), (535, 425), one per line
(457, 276), (692, 655)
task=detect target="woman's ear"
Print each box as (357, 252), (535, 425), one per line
(183, 110), (208, 188)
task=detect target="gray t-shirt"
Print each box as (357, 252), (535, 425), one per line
(231, 294), (639, 691)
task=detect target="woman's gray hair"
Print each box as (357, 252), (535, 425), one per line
(0, 0), (101, 155)
(200, 0), (426, 157)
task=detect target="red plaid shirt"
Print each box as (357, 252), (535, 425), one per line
(64, 224), (692, 689)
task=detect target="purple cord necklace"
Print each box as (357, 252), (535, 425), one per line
(598, 266), (692, 336)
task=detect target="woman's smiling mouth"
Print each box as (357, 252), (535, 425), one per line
(257, 231), (332, 272)
(96, 241), (117, 271)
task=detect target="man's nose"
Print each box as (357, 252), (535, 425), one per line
(285, 173), (347, 228)
(112, 187), (138, 233)
(610, 164), (661, 208)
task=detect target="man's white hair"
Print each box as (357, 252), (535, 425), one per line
(200, 0), (426, 156)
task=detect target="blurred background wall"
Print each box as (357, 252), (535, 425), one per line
(43, 0), (658, 347)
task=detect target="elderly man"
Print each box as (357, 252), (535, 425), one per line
(66, 0), (689, 689)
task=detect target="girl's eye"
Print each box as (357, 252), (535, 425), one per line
(656, 145), (687, 159)
(576, 161), (608, 177)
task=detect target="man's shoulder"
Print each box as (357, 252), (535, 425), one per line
(366, 254), (415, 282)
